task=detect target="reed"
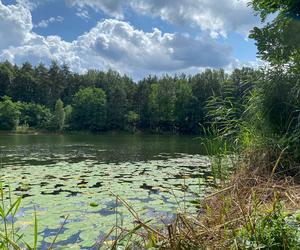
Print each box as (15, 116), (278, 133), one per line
(0, 183), (66, 250)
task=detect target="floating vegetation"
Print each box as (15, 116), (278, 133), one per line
(0, 135), (232, 248)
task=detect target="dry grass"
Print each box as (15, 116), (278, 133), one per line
(106, 164), (300, 250)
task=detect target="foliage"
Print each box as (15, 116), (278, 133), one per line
(0, 61), (14, 98)
(0, 182), (65, 249)
(71, 87), (107, 131)
(247, 0), (300, 172)
(236, 199), (300, 249)
(0, 183), (38, 250)
(18, 102), (52, 128)
(126, 111), (140, 132)
(48, 99), (65, 131)
(0, 96), (20, 130)
(0, 60), (264, 134)
(64, 105), (73, 128)
(205, 68), (259, 147)
(250, 0), (300, 66)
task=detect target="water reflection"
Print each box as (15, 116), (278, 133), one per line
(0, 133), (229, 249)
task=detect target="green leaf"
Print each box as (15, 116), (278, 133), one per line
(33, 210), (38, 250)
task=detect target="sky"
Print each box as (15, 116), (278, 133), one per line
(0, 0), (261, 79)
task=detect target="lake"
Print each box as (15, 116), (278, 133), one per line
(0, 133), (228, 249)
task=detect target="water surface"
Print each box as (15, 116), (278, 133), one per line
(0, 133), (224, 249)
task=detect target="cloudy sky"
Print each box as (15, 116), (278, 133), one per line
(0, 0), (260, 79)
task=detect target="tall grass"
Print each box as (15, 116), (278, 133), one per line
(0, 183), (66, 250)
(98, 172), (300, 250)
(0, 182), (38, 250)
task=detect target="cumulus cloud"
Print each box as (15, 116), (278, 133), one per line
(0, 1), (33, 49)
(34, 16), (64, 28)
(77, 20), (232, 71)
(12, 0), (259, 37)
(67, 0), (259, 37)
(66, 0), (124, 19)
(1, 35), (82, 70)
(0, 1), (235, 79)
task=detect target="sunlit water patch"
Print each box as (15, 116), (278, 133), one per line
(0, 133), (229, 249)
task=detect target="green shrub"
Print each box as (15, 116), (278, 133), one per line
(18, 102), (52, 128)
(0, 96), (20, 130)
(236, 200), (300, 249)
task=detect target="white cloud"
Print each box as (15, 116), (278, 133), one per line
(12, 0), (259, 38)
(16, 0), (52, 10)
(76, 8), (90, 20)
(1, 35), (81, 70)
(0, 1), (235, 79)
(66, 0), (124, 19)
(34, 16), (64, 28)
(0, 1), (33, 49)
(134, 0), (259, 38)
(75, 19), (233, 76)
(67, 0), (259, 37)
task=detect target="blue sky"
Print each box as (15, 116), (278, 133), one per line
(0, 0), (260, 79)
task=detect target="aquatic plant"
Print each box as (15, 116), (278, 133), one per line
(0, 182), (37, 249)
(105, 170), (300, 249)
(0, 183), (66, 250)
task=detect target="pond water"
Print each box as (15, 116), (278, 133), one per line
(0, 133), (228, 249)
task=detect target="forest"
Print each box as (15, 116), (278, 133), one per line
(0, 61), (260, 134)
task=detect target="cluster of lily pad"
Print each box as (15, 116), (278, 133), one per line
(0, 143), (230, 249)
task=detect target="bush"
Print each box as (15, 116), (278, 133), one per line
(18, 102), (52, 128)
(0, 96), (20, 130)
(236, 199), (300, 249)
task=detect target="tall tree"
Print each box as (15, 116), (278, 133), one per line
(10, 62), (37, 103)
(0, 61), (14, 97)
(136, 76), (158, 129)
(52, 99), (65, 131)
(174, 79), (196, 132)
(71, 87), (107, 131)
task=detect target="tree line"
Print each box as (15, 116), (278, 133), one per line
(0, 61), (260, 134)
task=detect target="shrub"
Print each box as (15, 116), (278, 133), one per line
(0, 96), (20, 130)
(18, 102), (52, 128)
(236, 199), (300, 249)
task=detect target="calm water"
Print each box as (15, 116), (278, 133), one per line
(0, 133), (225, 249)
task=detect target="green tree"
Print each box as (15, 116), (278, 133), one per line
(0, 96), (20, 130)
(0, 61), (15, 97)
(174, 79), (196, 132)
(18, 102), (52, 128)
(126, 111), (140, 132)
(190, 69), (224, 133)
(249, 0), (300, 165)
(64, 105), (73, 128)
(34, 63), (51, 106)
(50, 99), (65, 131)
(148, 83), (160, 130)
(250, 0), (300, 66)
(48, 62), (65, 108)
(10, 62), (38, 103)
(106, 83), (127, 130)
(156, 77), (176, 131)
(71, 87), (107, 131)
(136, 76), (158, 129)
